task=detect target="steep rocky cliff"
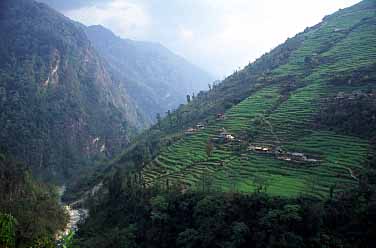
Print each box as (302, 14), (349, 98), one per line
(0, 0), (147, 181)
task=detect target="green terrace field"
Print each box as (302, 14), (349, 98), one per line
(273, 1), (376, 78)
(142, 81), (370, 198)
(141, 1), (375, 198)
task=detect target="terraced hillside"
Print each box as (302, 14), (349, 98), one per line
(141, 0), (376, 198)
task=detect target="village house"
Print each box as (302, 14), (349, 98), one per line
(196, 123), (205, 129)
(290, 152), (307, 162)
(212, 128), (235, 143)
(248, 145), (273, 153)
(277, 151), (320, 164)
(217, 113), (226, 120)
(185, 128), (197, 135)
(220, 131), (235, 142)
(277, 155), (292, 162)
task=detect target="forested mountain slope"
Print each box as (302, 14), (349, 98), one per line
(98, 0), (376, 199)
(71, 1), (376, 247)
(0, 152), (67, 247)
(85, 25), (214, 122)
(0, 0), (147, 182)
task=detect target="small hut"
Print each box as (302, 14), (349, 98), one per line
(290, 152), (307, 162)
(185, 128), (197, 135)
(217, 113), (226, 121)
(196, 123), (205, 129)
(219, 129), (235, 142)
(248, 145), (273, 154)
(213, 128), (235, 143)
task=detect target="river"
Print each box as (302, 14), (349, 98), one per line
(56, 186), (88, 240)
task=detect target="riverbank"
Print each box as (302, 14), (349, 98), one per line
(56, 186), (88, 240)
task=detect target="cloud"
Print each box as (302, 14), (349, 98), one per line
(64, 0), (151, 40)
(39, 0), (361, 77)
(37, 0), (105, 10)
(179, 27), (194, 41)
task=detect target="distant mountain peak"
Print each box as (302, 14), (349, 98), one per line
(85, 24), (214, 122)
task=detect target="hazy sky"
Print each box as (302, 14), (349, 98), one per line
(38, 0), (361, 77)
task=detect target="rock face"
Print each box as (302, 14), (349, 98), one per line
(0, 0), (148, 181)
(85, 25), (214, 122)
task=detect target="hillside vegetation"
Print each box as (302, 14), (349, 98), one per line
(0, 152), (67, 247)
(104, 0), (376, 199)
(68, 1), (376, 247)
(75, 171), (376, 247)
(0, 0), (148, 182)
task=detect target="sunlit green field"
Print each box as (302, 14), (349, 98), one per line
(142, 5), (375, 198)
(143, 83), (369, 198)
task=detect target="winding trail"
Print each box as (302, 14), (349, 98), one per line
(346, 167), (358, 181)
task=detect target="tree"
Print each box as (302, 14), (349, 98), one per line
(109, 170), (123, 200)
(199, 171), (214, 193)
(228, 222), (250, 247)
(176, 229), (200, 248)
(206, 141), (213, 160)
(166, 110), (172, 127)
(306, 175), (319, 195)
(150, 195), (169, 223)
(176, 111), (182, 127)
(156, 113), (161, 129)
(186, 94), (191, 103)
(227, 169), (238, 193)
(252, 172), (270, 193)
(0, 156), (67, 247)
(0, 213), (16, 248)
(329, 184), (336, 200)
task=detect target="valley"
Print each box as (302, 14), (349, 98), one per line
(1, 0), (376, 247)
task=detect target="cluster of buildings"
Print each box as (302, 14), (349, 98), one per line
(248, 145), (273, 153)
(277, 152), (320, 164)
(248, 144), (320, 165)
(211, 128), (236, 143)
(184, 123), (205, 135)
(184, 112), (320, 166)
(185, 113), (228, 136)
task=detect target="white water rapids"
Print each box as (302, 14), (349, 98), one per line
(56, 186), (88, 240)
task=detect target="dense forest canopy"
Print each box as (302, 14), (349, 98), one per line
(0, 152), (67, 247)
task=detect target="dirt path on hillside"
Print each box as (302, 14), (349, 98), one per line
(346, 167), (358, 181)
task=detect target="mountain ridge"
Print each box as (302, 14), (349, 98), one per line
(85, 24), (214, 122)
